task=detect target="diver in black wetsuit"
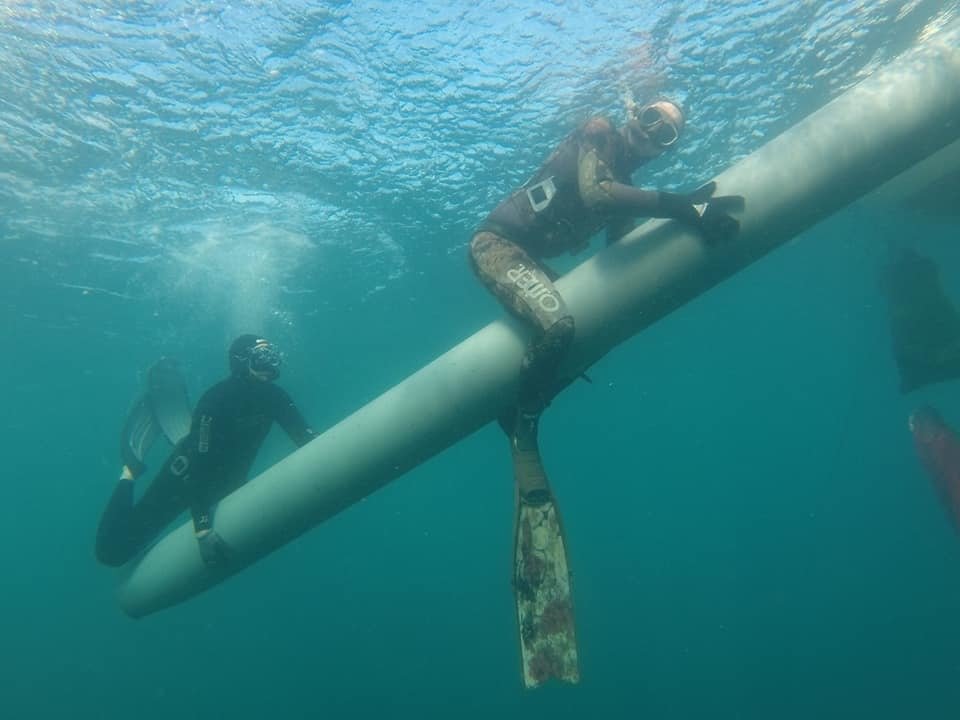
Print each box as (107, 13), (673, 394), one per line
(95, 335), (316, 568)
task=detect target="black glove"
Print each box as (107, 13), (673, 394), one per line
(196, 529), (230, 567)
(658, 181), (745, 245)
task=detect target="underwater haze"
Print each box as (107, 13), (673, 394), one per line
(3, 1), (960, 718)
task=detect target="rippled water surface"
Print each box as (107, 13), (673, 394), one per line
(2, 0), (954, 328)
(2, 2), (960, 719)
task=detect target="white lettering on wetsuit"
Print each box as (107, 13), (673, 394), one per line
(198, 415), (212, 453)
(506, 264), (561, 313)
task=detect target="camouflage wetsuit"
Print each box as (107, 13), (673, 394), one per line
(469, 115), (676, 411)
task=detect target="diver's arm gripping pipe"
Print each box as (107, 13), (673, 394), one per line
(118, 26), (960, 618)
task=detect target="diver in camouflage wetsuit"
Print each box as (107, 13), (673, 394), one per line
(470, 99), (741, 472)
(468, 98), (743, 687)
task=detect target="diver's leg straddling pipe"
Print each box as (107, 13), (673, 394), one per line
(470, 231), (575, 414)
(95, 461), (188, 567)
(517, 316), (575, 416)
(470, 231), (580, 687)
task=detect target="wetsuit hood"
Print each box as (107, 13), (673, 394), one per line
(624, 98), (685, 160)
(229, 334), (281, 380)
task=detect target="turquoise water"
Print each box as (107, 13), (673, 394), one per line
(3, 1), (960, 717)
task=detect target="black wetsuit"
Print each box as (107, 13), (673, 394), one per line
(95, 375), (315, 567)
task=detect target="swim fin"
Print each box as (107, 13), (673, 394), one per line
(509, 411), (580, 689)
(146, 357), (192, 445)
(910, 406), (960, 531)
(120, 357), (192, 476)
(120, 394), (160, 477)
(884, 250), (960, 393)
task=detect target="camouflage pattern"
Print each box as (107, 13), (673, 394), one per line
(470, 231), (569, 332)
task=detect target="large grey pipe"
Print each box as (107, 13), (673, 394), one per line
(119, 26), (960, 618)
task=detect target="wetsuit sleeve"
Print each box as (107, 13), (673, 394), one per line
(271, 387), (317, 447)
(576, 118), (685, 220)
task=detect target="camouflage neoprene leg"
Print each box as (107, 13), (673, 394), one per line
(470, 231), (581, 687)
(469, 231), (575, 413)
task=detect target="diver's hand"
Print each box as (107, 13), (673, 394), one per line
(695, 182), (744, 244)
(196, 529), (230, 567)
(659, 181), (744, 244)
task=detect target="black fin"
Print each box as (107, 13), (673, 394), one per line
(885, 250), (960, 393)
(120, 395), (159, 476)
(119, 358), (193, 475)
(146, 357), (192, 445)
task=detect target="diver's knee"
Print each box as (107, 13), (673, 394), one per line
(468, 233), (488, 276)
(469, 231), (496, 258)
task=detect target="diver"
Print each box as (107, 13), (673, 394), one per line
(884, 247), (960, 532)
(95, 335), (317, 568)
(467, 97), (743, 688)
(470, 98), (742, 420)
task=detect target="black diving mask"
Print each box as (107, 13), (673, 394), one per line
(635, 105), (680, 148)
(249, 341), (282, 374)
